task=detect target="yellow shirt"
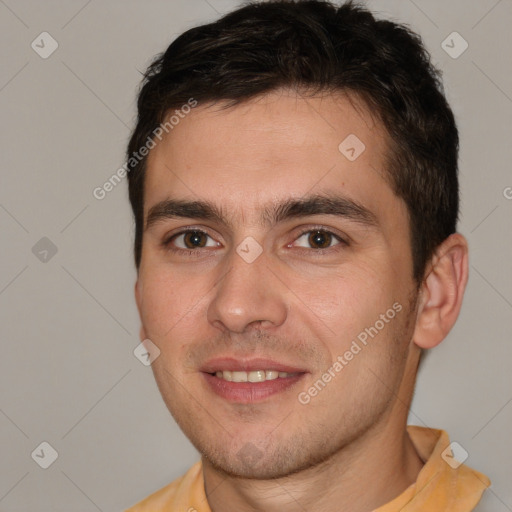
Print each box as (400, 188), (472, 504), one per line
(126, 426), (490, 512)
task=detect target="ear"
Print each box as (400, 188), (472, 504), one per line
(413, 233), (469, 349)
(134, 279), (147, 342)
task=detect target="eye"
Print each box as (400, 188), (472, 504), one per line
(292, 229), (345, 250)
(166, 230), (220, 251)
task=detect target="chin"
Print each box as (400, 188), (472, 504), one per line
(201, 440), (336, 480)
(204, 455), (298, 480)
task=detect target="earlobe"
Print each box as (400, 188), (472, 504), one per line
(412, 233), (469, 350)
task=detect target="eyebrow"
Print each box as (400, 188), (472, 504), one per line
(145, 193), (379, 232)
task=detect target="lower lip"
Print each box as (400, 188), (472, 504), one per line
(202, 372), (306, 403)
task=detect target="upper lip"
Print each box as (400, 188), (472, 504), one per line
(201, 357), (308, 374)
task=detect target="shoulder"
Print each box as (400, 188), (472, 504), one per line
(125, 461), (203, 511)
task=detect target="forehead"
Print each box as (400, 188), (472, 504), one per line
(143, 89), (400, 226)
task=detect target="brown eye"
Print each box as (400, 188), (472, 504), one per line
(308, 230), (333, 249)
(167, 230), (219, 251)
(183, 231), (208, 248)
(293, 229), (342, 250)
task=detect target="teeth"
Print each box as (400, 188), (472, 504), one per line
(248, 370), (266, 382)
(214, 370), (297, 382)
(232, 371), (248, 383)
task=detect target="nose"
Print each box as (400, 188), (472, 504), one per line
(206, 247), (288, 334)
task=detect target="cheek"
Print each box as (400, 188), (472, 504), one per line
(291, 261), (397, 349)
(138, 269), (206, 339)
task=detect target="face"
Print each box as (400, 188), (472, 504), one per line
(135, 90), (420, 479)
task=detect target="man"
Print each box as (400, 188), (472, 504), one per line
(125, 1), (490, 510)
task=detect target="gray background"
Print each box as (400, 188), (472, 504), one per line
(0, 0), (511, 510)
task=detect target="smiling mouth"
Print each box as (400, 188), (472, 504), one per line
(209, 370), (302, 382)
(200, 356), (308, 403)
(202, 370), (306, 404)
